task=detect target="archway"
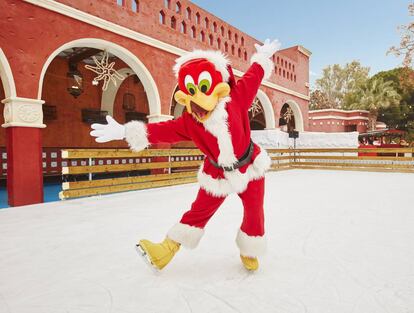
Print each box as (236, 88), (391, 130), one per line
(101, 67), (150, 123)
(279, 100), (304, 132)
(0, 49), (16, 99)
(169, 85), (185, 119)
(37, 38), (161, 118)
(249, 97), (266, 130)
(0, 49), (16, 207)
(255, 90), (275, 129)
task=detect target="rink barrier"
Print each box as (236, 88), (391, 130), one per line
(60, 147), (414, 199)
(268, 147), (414, 173)
(59, 148), (203, 200)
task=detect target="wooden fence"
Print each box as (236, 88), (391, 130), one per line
(269, 147), (414, 173)
(60, 147), (414, 200)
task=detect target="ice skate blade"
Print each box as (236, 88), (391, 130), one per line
(135, 244), (160, 274)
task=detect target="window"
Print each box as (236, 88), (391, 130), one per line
(285, 60), (287, 68)
(175, 1), (181, 13)
(235, 33), (238, 43)
(217, 37), (221, 49)
(186, 7), (191, 19)
(180, 21), (186, 34)
(238, 48), (241, 58)
(278, 68), (281, 75)
(159, 11), (166, 24)
(231, 45), (235, 55)
(220, 26), (225, 36)
(195, 12), (200, 24)
(244, 51), (247, 61)
(213, 22), (217, 32)
(171, 16), (176, 29)
(294, 75), (296, 82)
(277, 56), (279, 64)
(209, 34), (213, 46)
(204, 17), (209, 29)
(117, 0), (123, 6)
(228, 30), (231, 40)
(224, 42), (229, 52)
(241, 36), (244, 46)
(191, 26), (196, 38)
(283, 70), (285, 78)
(289, 63), (291, 70)
(131, 0), (138, 12)
(164, 0), (170, 9)
(292, 65), (295, 72)
(200, 30), (205, 42)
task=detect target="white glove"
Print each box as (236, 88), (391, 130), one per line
(90, 115), (125, 143)
(254, 39), (281, 58)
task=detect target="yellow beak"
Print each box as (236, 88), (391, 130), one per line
(174, 82), (230, 123)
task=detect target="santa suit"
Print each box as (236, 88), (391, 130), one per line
(124, 57), (272, 257)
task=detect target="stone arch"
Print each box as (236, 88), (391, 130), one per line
(280, 99), (304, 132)
(37, 38), (161, 119)
(0, 48), (17, 99)
(256, 89), (275, 129)
(169, 84), (185, 119)
(101, 67), (136, 116)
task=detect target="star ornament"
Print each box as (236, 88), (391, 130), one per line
(85, 51), (124, 91)
(249, 97), (263, 118)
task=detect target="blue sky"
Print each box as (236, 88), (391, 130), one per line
(191, 0), (412, 87)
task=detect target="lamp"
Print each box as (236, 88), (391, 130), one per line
(67, 62), (83, 98)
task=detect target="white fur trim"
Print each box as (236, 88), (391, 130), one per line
(167, 223), (205, 249)
(197, 147), (271, 197)
(250, 52), (274, 80)
(236, 229), (267, 257)
(203, 97), (238, 167)
(124, 121), (149, 152)
(173, 50), (230, 82)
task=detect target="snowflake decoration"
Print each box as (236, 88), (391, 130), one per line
(283, 107), (294, 123)
(249, 97), (263, 118)
(85, 51), (124, 91)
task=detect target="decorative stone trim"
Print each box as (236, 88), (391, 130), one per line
(1, 97), (46, 128)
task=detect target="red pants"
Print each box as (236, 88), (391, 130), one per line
(180, 178), (265, 237)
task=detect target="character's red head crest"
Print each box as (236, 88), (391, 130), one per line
(173, 50), (232, 122)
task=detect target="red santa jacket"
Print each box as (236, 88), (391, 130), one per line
(125, 62), (271, 197)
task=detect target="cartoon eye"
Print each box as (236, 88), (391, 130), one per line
(198, 71), (212, 94)
(184, 75), (196, 95)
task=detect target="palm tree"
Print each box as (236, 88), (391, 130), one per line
(349, 78), (401, 130)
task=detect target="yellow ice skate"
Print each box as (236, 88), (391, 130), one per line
(240, 255), (259, 271)
(136, 238), (180, 270)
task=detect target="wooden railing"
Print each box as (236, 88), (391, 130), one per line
(60, 147), (414, 200)
(59, 148), (204, 200)
(269, 148), (414, 173)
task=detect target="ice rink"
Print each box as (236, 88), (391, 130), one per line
(0, 170), (413, 313)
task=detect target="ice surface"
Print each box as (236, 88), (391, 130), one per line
(0, 170), (413, 313)
(251, 129), (359, 148)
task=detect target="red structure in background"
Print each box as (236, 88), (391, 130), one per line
(308, 109), (369, 133)
(0, 0), (311, 206)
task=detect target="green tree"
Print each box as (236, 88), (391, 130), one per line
(348, 78), (401, 130)
(316, 61), (370, 109)
(371, 68), (414, 131)
(309, 89), (331, 110)
(388, 3), (414, 68)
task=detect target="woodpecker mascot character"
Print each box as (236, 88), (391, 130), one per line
(90, 39), (280, 271)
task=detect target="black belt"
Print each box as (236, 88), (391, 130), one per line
(209, 140), (254, 172)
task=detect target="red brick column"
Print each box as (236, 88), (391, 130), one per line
(6, 127), (43, 206)
(2, 97), (45, 206)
